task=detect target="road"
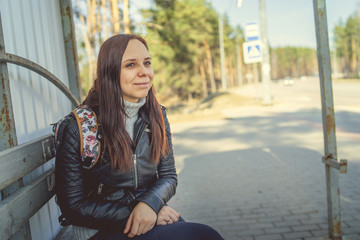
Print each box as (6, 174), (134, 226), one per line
(167, 79), (360, 240)
(237, 78), (360, 111)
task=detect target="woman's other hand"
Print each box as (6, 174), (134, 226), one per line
(124, 202), (157, 238)
(156, 206), (181, 225)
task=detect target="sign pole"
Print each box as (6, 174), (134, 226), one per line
(313, 0), (343, 239)
(260, 0), (272, 105)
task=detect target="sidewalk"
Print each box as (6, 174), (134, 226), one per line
(167, 82), (360, 240)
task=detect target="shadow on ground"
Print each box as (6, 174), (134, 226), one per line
(168, 107), (360, 240)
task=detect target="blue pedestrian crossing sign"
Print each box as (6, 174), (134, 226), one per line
(243, 40), (262, 64)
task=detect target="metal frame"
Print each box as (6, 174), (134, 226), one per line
(0, 14), (17, 153)
(60, 0), (82, 102)
(0, 51), (79, 106)
(0, 0), (80, 238)
(0, 11), (31, 240)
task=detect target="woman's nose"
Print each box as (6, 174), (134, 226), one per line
(138, 65), (150, 77)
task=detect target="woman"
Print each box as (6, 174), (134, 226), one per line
(55, 34), (224, 240)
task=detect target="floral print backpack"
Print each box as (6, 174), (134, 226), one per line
(52, 105), (101, 169)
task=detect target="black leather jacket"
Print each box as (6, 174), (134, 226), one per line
(55, 106), (177, 230)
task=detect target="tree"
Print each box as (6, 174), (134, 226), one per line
(270, 47), (317, 79)
(333, 6), (360, 78)
(74, 0), (131, 95)
(142, 0), (241, 100)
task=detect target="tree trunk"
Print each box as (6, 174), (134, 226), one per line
(232, 60), (237, 87)
(236, 38), (243, 86)
(111, 0), (121, 33)
(96, 0), (103, 45)
(203, 40), (216, 93)
(351, 37), (357, 75)
(102, 0), (110, 39)
(291, 62), (297, 78)
(227, 55), (235, 88)
(123, 0), (130, 33)
(88, 0), (96, 36)
(245, 64), (251, 84)
(357, 41), (360, 76)
(231, 56), (236, 87)
(200, 63), (208, 98)
(79, 14), (95, 92)
(253, 63), (259, 84)
(271, 51), (278, 79)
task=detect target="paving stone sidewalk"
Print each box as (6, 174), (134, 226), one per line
(168, 105), (360, 240)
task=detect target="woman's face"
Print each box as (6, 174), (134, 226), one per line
(120, 39), (154, 103)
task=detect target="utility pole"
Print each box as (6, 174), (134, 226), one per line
(219, 15), (227, 90)
(259, 0), (272, 105)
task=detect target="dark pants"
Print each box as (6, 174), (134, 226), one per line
(90, 217), (224, 240)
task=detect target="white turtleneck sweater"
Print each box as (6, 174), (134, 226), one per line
(124, 97), (146, 140)
(72, 98), (146, 240)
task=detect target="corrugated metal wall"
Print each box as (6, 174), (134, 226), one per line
(0, 0), (73, 239)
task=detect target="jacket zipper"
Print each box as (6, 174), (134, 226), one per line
(132, 153), (138, 189)
(133, 123), (148, 190)
(128, 191), (136, 201)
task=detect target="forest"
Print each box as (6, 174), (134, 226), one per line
(333, 11), (360, 78)
(73, 0), (358, 100)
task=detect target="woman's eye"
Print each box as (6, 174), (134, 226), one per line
(144, 61), (151, 66)
(126, 63), (135, 67)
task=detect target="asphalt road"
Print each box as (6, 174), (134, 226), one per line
(168, 79), (360, 240)
(234, 77), (360, 111)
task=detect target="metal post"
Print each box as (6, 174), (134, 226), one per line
(313, 0), (342, 239)
(219, 15), (227, 90)
(259, 0), (271, 105)
(0, 14), (32, 240)
(0, 16), (17, 151)
(59, 0), (81, 103)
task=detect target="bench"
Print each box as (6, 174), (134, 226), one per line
(0, 48), (79, 240)
(0, 134), (55, 239)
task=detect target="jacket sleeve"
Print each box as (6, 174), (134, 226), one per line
(135, 109), (178, 213)
(55, 116), (132, 230)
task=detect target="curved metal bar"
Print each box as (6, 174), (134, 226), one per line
(0, 50), (80, 106)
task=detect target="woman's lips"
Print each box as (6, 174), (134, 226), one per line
(134, 82), (150, 87)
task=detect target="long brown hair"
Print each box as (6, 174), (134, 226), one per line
(83, 34), (168, 171)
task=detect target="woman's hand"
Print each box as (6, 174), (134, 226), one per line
(156, 206), (181, 225)
(124, 202), (157, 238)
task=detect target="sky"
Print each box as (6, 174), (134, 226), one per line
(131, 0), (360, 49)
(212, 0), (359, 48)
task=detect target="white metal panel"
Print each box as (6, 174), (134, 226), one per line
(1, 0), (72, 144)
(0, 0), (73, 239)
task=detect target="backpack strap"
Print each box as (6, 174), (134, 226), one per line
(160, 105), (167, 111)
(72, 106), (101, 169)
(52, 116), (68, 156)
